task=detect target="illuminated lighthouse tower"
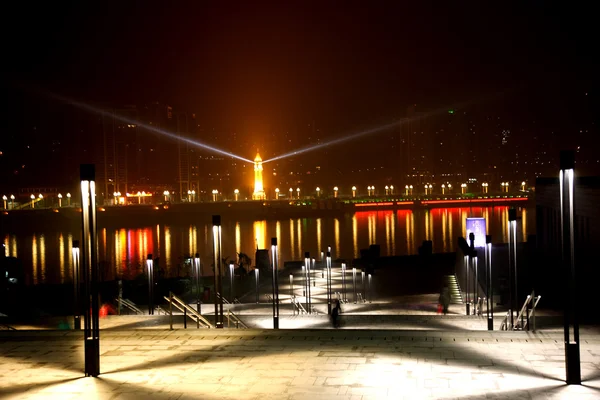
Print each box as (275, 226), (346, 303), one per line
(252, 152), (265, 200)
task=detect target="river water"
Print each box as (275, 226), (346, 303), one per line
(2, 206), (533, 285)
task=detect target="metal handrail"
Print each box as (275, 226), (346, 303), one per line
(293, 297), (307, 314)
(164, 292), (213, 329)
(357, 293), (365, 303)
(226, 309), (248, 329)
(515, 292), (541, 331)
(117, 297), (144, 315)
(514, 295), (533, 330)
(216, 292), (230, 304)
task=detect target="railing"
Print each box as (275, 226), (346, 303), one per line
(266, 294), (283, 304)
(514, 292), (541, 331)
(336, 292), (347, 304)
(216, 292), (230, 304)
(226, 309), (248, 329)
(291, 296), (307, 314)
(164, 292), (214, 329)
(357, 293), (365, 303)
(499, 291), (541, 331)
(117, 297), (144, 315)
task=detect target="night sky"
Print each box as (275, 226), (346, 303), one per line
(1, 2), (598, 187)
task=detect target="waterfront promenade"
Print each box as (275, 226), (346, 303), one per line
(1, 326), (599, 400)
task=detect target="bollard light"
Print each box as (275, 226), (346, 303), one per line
(341, 263), (346, 302)
(486, 235), (493, 330)
(212, 215), (224, 328)
(275, 187), (280, 199)
(351, 186), (356, 198)
(271, 238), (280, 329)
(72, 240), (81, 329)
(508, 208), (517, 329)
(333, 186), (338, 198)
(146, 255), (154, 315)
(234, 189), (239, 201)
(195, 253), (201, 314)
(229, 263), (235, 302)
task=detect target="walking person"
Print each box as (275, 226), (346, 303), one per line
(439, 285), (450, 315)
(331, 300), (342, 328)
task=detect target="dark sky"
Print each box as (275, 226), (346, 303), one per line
(1, 1), (597, 163)
(3, 3), (596, 119)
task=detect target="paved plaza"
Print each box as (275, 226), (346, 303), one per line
(1, 327), (599, 400)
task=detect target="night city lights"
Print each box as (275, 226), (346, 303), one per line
(0, 3), (598, 399)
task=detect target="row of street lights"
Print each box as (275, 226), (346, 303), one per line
(2, 193), (72, 209)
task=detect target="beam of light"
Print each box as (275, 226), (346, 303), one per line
(262, 105), (454, 164)
(45, 92), (254, 164)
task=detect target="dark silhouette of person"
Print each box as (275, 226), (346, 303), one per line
(331, 300), (342, 328)
(439, 285), (450, 315)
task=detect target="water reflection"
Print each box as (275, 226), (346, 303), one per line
(32, 235), (38, 285)
(8, 206), (534, 285)
(316, 218), (322, 256)
(334, 218), (340, 257)
(352, 214), (358, 258)
(59, 234), (65, 283)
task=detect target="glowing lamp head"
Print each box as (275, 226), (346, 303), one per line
(234, 189), (239, 194)
(333, 186), (338, 191)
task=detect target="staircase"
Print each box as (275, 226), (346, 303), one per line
(444, 275), (463, 304)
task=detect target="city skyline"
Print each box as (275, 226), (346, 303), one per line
(1, 3), (598, 193)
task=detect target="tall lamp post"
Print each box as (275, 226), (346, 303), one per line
(304, 252), (310, 313)
(229, 262), (235, 302)
(255, 266), (260, 304)
(271, 238), (280, 329)
(212, 215), (224, 328)
(194, 253), (201, 314)
(485, 235), (493, 330)
(508, 208), (517, 329)
(560, 150), (581, 384)
(147, 255), (154, 315)
(72, 240), (81, 330)
(80, 164), (100, 377)
(326, 251), (332, 314)
(352, 267), (357, 303)
(341, 263), (347, 303)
